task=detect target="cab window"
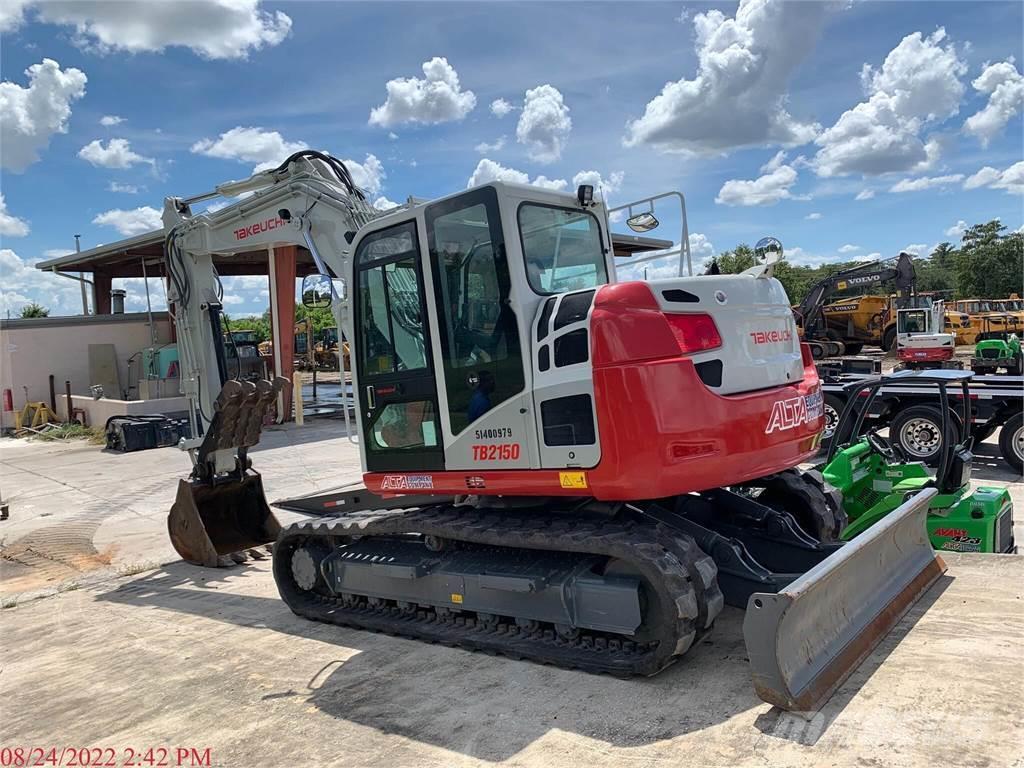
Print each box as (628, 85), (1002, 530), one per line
(518, 204), (607, 294)
(426, 187), (525, 435)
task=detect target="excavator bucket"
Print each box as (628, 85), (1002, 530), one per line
(168, 472), (282, 567)
(743, 487), (945, 712)
(167, 376), (289, 567)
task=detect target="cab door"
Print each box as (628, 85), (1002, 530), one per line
(353, 220), (444, 472)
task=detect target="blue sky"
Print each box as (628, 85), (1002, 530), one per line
(1, 0), (1022, 317)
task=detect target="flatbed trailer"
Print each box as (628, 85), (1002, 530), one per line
(819, 371), (1023, 472)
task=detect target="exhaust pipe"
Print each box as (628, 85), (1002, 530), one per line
(743, 487), (945, 712)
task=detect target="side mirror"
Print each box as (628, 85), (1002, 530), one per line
(302, 273), (333, 309)
(626, 212), (659, 233)
(754, 236), (784, 264)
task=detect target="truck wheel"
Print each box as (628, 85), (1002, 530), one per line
(882, 326), (897, 352)
(822, 393), (846, 440)
(1009, 356), (1023, 376)
(998, 413), (1023, 474)
(890, 405), (957, 466)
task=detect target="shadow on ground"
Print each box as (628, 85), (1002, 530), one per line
(96, 559), (946, 760)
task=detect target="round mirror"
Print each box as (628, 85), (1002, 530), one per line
(754, 236), (784, 264)
(626, 212), (659, 233)
(301, 273), (333, 309)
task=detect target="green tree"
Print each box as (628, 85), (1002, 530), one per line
(20, 302), (49, 318)
(955, 220), (1024, 298)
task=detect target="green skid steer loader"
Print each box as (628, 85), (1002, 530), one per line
(820, 370), (1016, 554)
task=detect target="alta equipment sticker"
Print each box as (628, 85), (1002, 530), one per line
(559, 472), (588, 489)
(380, 474), (434, 490)
(765, 391), (824, 434)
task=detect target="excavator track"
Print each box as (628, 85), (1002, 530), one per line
(273, 504), (724, 676)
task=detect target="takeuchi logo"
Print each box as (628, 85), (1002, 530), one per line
(234, 216), (286, 240)
(749, 328), (793, 345)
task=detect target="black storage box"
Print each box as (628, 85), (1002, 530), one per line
(105, 414), (193, 452)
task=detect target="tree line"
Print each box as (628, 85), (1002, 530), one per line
(708, 219), (1024, 304)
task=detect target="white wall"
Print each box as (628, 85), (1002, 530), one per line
(0, 312), (173, 430)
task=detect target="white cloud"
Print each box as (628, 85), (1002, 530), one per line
(945, 220), (968, 238)
(474, 136), (506, 154)
(805, 212), (822, 220)
(813, 29), (967, 177)
(467, 158), (567, 190)
(490, 98), (513, 117)
(964, 59), (1024, 146)
(864, 252), (882, 260)
(963, 162), (1024, 194)
(78, 138), (153, 169)
(0, 0), (30, 32)
(963, 166), (1002, 190)
(221, 293), (245, 305)
(715, 163), (799, 206)
(889, 173), (964, 193)
(837, 244), (860, 253)
(369, 57), (476, 127)
(373, 196), (400, 211)
(902, 243), (929, 255)
(0, 58), (87, 172)
(191, 126), (307, 173)
(855, 189), (875, 201)
(517, 85), (572, 163)
(92, 206), (162, 237)
(108, 181), (141, 194)
(688, 232), (715, 260)
(623, 0), (826, 154)
(42, 248), (74, 258)
(0, 247), (92, 316)
(99, 114), (124, 126)
(387, 131), (398, 140)
(531, 176), (569, 191)
(344, 154), (385, 196)
(572, 170), (624, 202)
(24, 0), (291, 60)
(0, 194), (30, 237)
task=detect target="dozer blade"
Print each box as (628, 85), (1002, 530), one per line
(743, 487), (945, 713)
(168, 472), (282, 567)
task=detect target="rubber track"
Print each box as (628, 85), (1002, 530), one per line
(759, 468), (848, 543)
(273, 505), (724, 676)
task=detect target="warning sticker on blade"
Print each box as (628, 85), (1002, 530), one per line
(559, 472), (588, 489)
(380, 474), (434, 490)
(765, 390), (824, 434)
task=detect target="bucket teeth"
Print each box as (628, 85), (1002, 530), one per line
(199, 376), (288, 457)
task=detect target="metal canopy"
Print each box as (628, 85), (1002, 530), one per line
(36, 230), (673, 279)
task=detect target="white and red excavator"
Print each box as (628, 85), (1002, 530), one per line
(161, 150), (944, 712)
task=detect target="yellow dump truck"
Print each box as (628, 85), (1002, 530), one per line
(952, 299), (1020, 338)
(823, 295), (975, 351)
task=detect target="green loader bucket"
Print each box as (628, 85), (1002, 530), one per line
(168, 472), (282, 568)
(743, 487), (945, 712)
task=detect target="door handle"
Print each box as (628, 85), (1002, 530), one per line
(365, 385), (376, 410)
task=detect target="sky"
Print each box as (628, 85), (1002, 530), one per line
(1, 0), (1022, 317)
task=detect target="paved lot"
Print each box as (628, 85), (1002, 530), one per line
(1, 417), (1022, 767)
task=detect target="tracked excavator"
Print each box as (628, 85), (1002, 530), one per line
(162, 151), (944, 713)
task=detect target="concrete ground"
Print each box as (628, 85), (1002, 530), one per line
(2, 416), (1022, 767)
